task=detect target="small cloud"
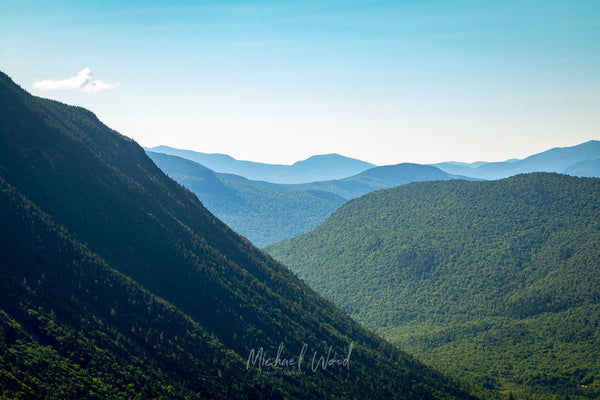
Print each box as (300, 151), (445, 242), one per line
(33, 68), (117, 93)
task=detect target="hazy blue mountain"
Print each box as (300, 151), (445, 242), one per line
(434, 140), (600, 179)
(0, 70), (478, 399)
(147, 151), (346, 246)
(291, 163), (469, 200)
(431, 161), (499, 176)
(147, 145), (375, 183)
(266, 173), (600, 399)
(564, 158), (600, 178)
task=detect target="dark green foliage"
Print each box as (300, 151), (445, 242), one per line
(0, 177), (253, 399)
(267, 173), (600, 399)
(0, 71), (477, 399)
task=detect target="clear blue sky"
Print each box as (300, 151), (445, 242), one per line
(1, 0), (599, 165)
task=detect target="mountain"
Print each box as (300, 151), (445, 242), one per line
(146, 145), (375, 184)
(147, 151), (346, 247)
(0, 71), (478, 399)
(430, 161), (503, 176)
(266, 173), (600, 399)
(564, 158), (600, 178)
(152, 140), (600, 184)
(293, 163), (469, 200)
(147, 152), (470, 247)
(434, 141), (600, 179)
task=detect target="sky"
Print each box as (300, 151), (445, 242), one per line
(1, 0), (599, 165)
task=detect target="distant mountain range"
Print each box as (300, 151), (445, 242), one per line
(433, 140), (600, 179)
(145, 145), (375, 184)
(147, 152), (468, 246)
(266, 173), (600, 399)
(0, 70), (477, 399)
(148, 140), (600, 247)
(149, 141), (600, 184)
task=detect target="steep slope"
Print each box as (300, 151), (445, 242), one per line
(145, 151), (241, 208)
(147, 146), (375, 184)
(434, 141), (600, 179)
(0, 176), (258, 399)
(0, 71), (476, 399)
(147, 151), (346, 247)
(267, 173), (600, 399)
(292, 163), (464, 200)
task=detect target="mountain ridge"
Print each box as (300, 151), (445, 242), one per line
(146, 145), (376, 184)
(434, 140), (600, 179)
(292, 163), (473, 200)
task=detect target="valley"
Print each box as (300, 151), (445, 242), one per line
(1, 68), (599, 399)
(4, 0), (597, 398)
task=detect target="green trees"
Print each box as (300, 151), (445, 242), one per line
(267, 173), (600, 399)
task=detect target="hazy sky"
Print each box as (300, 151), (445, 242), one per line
(2, 0), (599, 165)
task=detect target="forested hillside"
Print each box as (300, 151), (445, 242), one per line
(267, 173), (600, 399)
(0, 70), (477, 399)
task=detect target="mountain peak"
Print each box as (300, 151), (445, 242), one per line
(293, 153), (368, 164)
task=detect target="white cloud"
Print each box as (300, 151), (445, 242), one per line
(33, 68), (117, 93)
